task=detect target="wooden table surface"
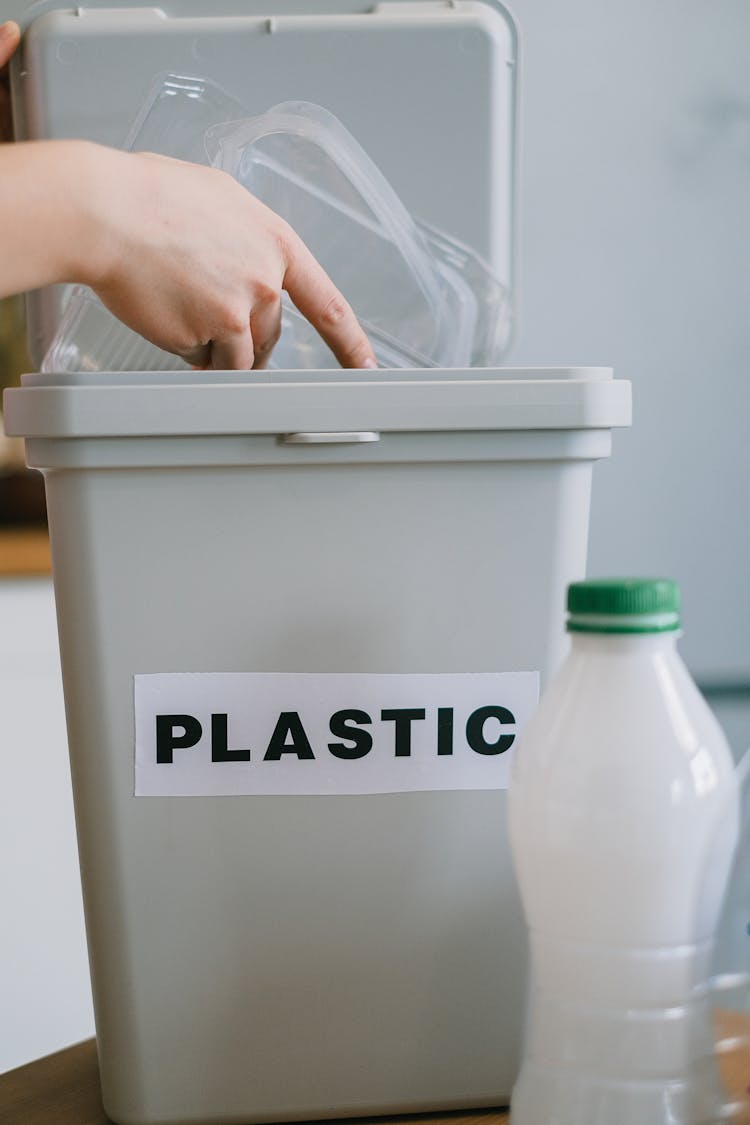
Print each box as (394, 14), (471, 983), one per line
(3, 1016), (750, 1125)
(0, 526), (51, 576)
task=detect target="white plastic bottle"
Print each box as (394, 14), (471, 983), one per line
(508, 578), (739, 1124)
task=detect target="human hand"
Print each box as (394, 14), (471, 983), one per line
(0, 21), (21, 144)
(84, 147), (377, 371)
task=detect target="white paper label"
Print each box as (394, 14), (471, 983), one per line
(134, 671), (539, 798)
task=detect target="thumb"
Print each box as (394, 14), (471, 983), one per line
(0, 22), (21, 71)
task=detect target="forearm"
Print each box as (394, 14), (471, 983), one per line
(0, 139), (114, 296)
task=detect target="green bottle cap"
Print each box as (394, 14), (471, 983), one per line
(567, 578), (681, 634)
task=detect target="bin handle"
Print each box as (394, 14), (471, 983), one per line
(280, 432), (381, 445)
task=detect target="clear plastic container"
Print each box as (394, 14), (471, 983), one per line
(42, 287), (191, 375)
(205, 100), (509, 370)
(42, 79), (509, 374)
(123, 72), (246, 164)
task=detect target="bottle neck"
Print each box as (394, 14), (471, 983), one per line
(568, 629), (681, 654)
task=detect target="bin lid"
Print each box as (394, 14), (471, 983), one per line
(3, 368), (632, 439)
(11, 0), (518, 366)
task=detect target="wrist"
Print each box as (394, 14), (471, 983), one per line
(63, 141), (129, 289)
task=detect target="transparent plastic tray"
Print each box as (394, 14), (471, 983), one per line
(43, 77), (510, 374)
(206, 100), (509, 370)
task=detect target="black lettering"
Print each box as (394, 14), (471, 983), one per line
(466, 705), (515, 755)
(380, 709), (426, 757)
(211, 713), (251, 763)
(156, 714), (202, 764)
(264, 712), (315, 760)
(328, 710), (373, 759)
(437, 707), (454, 755)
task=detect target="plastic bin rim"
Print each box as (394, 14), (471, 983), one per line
(20, 365), (615, 388)
(3, 366), (632, 441)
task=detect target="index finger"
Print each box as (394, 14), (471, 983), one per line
(0, 21), (21, 72)
(0, 22), (21, 145)
(281, 233), (377, 370)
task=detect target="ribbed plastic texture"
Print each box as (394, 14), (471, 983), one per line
(567, 577), (680, 618)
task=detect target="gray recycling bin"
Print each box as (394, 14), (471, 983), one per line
(5, 367), (630, 1124)
(4, 3), (632, 1124)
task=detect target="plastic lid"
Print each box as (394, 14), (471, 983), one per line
(566, 578), (681, 633)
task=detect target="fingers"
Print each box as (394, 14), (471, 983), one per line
(0, 22), (20, 145)
(0, 21), (20, 71)
(180, 342), (213, 369)
(280, 229), (377, 370)
(180, 286), (281, 372)
(204, 321), (255, 371)
(176, 313), (254, 370)
(248, 288), (282, 370)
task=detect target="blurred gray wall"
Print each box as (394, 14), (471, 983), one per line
(504, 0), (749, 694)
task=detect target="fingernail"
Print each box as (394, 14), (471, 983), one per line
(362, 356), (378, 369)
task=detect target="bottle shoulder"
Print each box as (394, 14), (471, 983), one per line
(512, 637), (734, 794)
